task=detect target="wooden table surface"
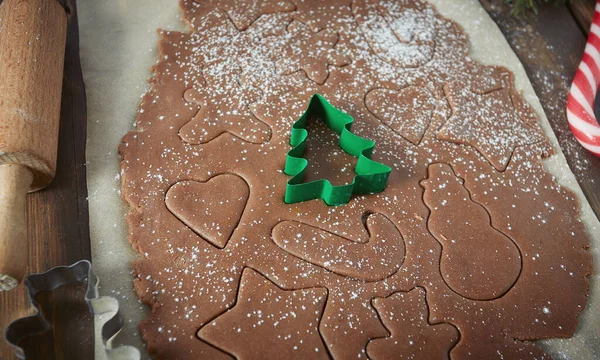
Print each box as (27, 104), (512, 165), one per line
(1, 0), (599, 359)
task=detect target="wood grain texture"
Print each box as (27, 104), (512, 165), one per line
(569, 0), (596, 33)
(0, 0), (92, 358)
(0, 0), (67, 191)
(481, 0), (600, 218)
(0, 164), (33, 289)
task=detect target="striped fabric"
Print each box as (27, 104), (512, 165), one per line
(567, 1), (600, 156)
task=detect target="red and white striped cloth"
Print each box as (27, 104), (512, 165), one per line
(567, 1), (600, 156)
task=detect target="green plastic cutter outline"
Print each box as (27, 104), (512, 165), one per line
(283, 94), (392, 206)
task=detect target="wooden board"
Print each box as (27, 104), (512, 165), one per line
(0, 1), (598, 359)
(569, 0), (597, 35)
(0, 0), (93, 359)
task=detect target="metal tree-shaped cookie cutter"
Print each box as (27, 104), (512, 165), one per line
(284, 94), (392, 206)
(4, 260), (140, 360)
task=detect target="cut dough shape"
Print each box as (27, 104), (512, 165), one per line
(352, 0), (436, 68)
(272, 213), (405, 281)
(438, 82), (546, 171)
(421, 163), (522, 301)
(165, 174), (249, 249)
(182, 0), (296, 30)
(469, 64), (511, 94)
(367, 288), (459, 359)
(365, 86), (435, 145)
(198, 268), (329, 359)
(180, 66), (272, 145)
(275, 20), (350, 84)
(302, 117), (359, 186)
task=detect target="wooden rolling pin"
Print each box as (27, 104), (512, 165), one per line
(0, 0), (68, 291)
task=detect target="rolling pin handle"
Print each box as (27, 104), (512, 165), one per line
(0, 164), (34, 291)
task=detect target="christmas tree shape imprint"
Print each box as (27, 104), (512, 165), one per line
(283, 94), (391, 206)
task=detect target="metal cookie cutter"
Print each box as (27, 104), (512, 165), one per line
(284, 94), (392, 206)
(5, 260), (140, 360)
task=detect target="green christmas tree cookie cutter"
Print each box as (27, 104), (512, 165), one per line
(284, 94), (392, 206)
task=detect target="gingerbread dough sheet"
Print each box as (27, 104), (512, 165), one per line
(79, 0), (600, 359)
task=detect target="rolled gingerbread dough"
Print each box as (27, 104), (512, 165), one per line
(78, 0), (600, 358)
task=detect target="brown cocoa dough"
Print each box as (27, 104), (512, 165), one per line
(366, 287), (459, 360)
(119, 0), (592, 359)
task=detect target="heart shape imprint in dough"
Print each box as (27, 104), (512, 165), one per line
(165, 174), (249, 249)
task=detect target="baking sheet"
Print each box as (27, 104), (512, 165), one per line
(79, 0), (600, 358)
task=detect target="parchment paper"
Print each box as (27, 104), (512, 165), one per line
(79, 1), (600, 359)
